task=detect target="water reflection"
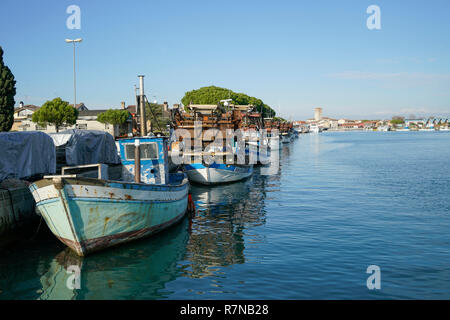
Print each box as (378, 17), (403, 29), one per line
(39, 218), (190, 300)
(184, 173), (272, 278)
(0, 166), (279, 300)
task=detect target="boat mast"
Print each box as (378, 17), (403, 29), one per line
(138, 75), (147, 137)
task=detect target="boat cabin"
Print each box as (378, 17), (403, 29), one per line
(117, 136), (170, 185)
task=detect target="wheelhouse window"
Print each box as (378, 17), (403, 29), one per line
(124, 142), (159, 160)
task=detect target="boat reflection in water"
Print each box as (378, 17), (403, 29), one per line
(38, 218), (190, 300)
(12, 170), (277, 300)
(184, 173), (269, 278)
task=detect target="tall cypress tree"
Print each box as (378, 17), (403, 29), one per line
(0, 46), (16, 131)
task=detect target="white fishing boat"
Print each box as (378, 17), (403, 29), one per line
(184, 162), (253, 185)
(310, 124), (321, 134)
(419, 128), (435, 132)
(270, 138), (281, 150)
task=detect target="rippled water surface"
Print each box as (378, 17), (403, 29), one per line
(1, 131), (450, 299)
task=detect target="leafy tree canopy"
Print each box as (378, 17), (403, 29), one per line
(181, 86), (276, 118)
(0, 46), (16, 131)
(391, 116), (405, 125)
(97, 109), (130, 125)
(32, 98), (78, 132)
(273, 116), (287, 122)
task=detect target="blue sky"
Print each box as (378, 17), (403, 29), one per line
(1, 0), (449, 120)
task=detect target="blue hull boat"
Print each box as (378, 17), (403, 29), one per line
(29, 136), (190, 256)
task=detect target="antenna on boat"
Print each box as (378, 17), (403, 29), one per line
(138, 75), (147, 137)
(134, 85), (139, 118)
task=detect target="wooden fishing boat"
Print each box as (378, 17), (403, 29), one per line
(29, 136), (190, 256)
(170, 104), (255, 185)
(264, 119), (281, 151)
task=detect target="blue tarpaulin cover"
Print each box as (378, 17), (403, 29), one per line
(0, 131), (56, 181)
(49, 129), (121, 166)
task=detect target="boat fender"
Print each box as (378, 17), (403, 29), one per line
(187, 193), (196, 216)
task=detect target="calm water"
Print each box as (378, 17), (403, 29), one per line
(1, 131), (450, 299)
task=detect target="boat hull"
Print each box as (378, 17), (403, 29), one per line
(184, 163), (253, 185)
(29, 175), (189, 256)
(268, 137), (280, 150)
(0, 181), (38, 247)
(281, 135), (291, 144)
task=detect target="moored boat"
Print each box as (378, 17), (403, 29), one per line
(184, 162), (253, 185)
(268, 134), (280, 150)
(29, 136), (190, 256)
(170, 103), (256, 185)
(310, 124), (321, 133)
(281, 133), (291, 143)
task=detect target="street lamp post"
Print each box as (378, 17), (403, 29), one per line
(65, 38), (82, 109)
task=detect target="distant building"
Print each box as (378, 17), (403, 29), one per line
(74, 103), (88, 112)
(314, 108), (323, 121)
(404, 119), (425, 128)
(339, 122), (364, 130)
(13, 102), (132, 138)
(318, 117), (338, 130)
(11, 102), (40, 131)
(363, 121), (378, 129)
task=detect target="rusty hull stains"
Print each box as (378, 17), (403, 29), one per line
(57, 211), (186, 256)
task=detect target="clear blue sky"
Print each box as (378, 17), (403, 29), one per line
(1, 0), (449, 120)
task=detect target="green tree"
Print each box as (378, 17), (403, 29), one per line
(181, 86), (276, 118)
(391, 116), (405, 125)
(97, 109), (130, 125)
(0, 46), (16, 131)
(145, 102), (170, 134)
(274, 116), (287, 122)
(32, 98), (78, 132)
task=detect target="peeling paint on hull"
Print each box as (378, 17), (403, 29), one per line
(30, 175), (189, 256)
(55, 211), (186, 255)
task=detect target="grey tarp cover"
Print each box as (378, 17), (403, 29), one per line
(49, 129), (121, 166)
(0, 132), (56, 182)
